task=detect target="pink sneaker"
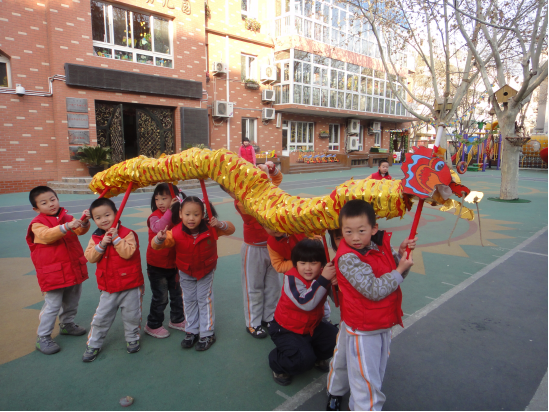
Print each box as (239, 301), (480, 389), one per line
(168, 321), (186, 331)
(144, 325), (170, 339)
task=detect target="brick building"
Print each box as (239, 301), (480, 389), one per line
(0, 0), (412, 194)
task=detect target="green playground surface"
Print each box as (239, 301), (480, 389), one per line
(0, 166), (546, 410)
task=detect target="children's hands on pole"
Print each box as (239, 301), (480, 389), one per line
(209, 216), (219, 228)
(397, 252), (414, 273)
(100, 232), (114, 248)
(321, 262), (336, 281)
(170, 197), (180, 207)
(157, 226), (168, 242)
(81, 209), (91, 223)
(106, 227), (117, 238)
(67, 219), (82, 230)
(399, 236), (418, 256)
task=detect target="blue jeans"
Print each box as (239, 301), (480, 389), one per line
(146, 264), (184, 329)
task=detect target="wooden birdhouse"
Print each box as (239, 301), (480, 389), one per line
(433, 97), (454, 112)
(495, 84), (518, 104)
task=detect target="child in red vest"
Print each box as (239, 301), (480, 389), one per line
(268, 239), (339, 386)
(26, 186), (90, 355)
(83, 198), (145, 362)
(144, 183), (186, 339)
(238, 138), (256, 165)
(328, 200), (416, 411)
(365, 160), (392, 180)
(152, 196), (235, 351)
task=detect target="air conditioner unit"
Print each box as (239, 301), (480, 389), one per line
(346, 135), (360, 151)
(347, 118), (360, 134)
(262, 89), (275, 102)
(262, 108), (276, 120)
(260, 65), (277, 83)
(213, 101), (234, 118)
(211, 61), (227, 75)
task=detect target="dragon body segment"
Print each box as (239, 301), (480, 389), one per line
(89, 147), (475, 235)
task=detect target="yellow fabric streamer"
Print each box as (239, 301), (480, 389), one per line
(439, 199), (475, 221)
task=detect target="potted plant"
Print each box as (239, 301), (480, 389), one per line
(77, 145), (112, 177)
(244, 18), (261, 32)
(319, 130), (330, 138)
(244, 78), (260, 90)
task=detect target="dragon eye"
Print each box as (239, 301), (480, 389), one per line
(435, 161), (445, 171)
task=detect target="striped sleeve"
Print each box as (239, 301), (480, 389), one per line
(284, 274), (329, 311)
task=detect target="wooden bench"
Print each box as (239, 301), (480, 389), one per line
(368, 153), (393, 168)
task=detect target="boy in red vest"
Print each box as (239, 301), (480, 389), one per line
(83, 198), (145, 362)
(365, 160), (392, 180)
(238, 138), (256, 165)
(26, 186), (90, 355)
(268, 238), (338, 386)
(327, 199), (416, 411)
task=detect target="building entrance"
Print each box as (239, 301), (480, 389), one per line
(95, 101), (175, 163)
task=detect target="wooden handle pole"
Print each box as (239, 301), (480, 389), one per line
(80, 186), (110, 221)
(322, 234), (339, 308)
(405, 199), (424, 258)
(200, 179), (218, 240)
(107, 182), (133, 237)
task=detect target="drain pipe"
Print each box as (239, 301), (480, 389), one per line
(226, 34), (230, 150)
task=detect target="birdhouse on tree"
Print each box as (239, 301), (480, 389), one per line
(495, 84), (518, 103)
(434, 97), (454, 111)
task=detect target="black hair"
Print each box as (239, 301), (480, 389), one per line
(242, 138), (250, 143)
(339, 199), (376, 228)
(29, 186), (58, 208)
(328, 228), (343, 253)
(90, 198), (118, 218)
(171, 196), (218, 234)
(379, 160), (390, 167)
(291, 238), (327, 267)
(151, 183), (185, 212)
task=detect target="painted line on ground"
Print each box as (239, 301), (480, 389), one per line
(441, 282), (456, 287)
(272, 226), (548, 411)
(276, 390), (292, 400)
(472, 261), (488, 265)
(525, 371), (548, 411)
(517, 250), (548, 257)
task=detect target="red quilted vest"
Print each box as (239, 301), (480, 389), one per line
(146, 209), (176, 269)
(335, 233), (403, 332)
(267, 233), (306, 261)
(26, 209), (89, 292)
(172, 224), (218, 280)
(371, 171), (392, 180)
(274, 267), (327, 335)
(235, 201), (268, 245)
(91, 225), (144, 293)
(240, 145), (255, 164)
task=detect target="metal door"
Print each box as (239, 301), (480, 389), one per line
(95, 102), (125, 163)
(136, 106), (175, 158)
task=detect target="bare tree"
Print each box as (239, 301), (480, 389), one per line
(454, 0), (548, 199)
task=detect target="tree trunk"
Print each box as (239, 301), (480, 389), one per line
(499, 111), (521, 200)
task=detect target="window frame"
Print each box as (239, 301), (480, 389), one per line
(328, 123), (340, 151)
(0, 54), (11, 88)
(241, 53), (258, 81)
(91, 1), (174, 68)
(241, 118), (257, 143)
(289, 121), (314, 152)
(241, 0), (258, 19)
(374, 131), (381, 146)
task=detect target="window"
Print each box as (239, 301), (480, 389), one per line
(329, 124), (340, 151)
(289, 121), (314, 151)
(241, 54), (257, 80)
(374, 131), (381, 146)
(241, 0), (257, 19)
(91, 1), (173, 67)
(242, 118), (257, 143)
(0, 54), (11, 88)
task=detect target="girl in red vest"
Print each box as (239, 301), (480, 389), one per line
(238, 138), (256, 165)
(268, 239), (339, 386)
(26, 186), (91, 355)
(328, 200), (416, 411)
(152, 196), (235, 351)
(83, 198), (145, 362)
(144, 183), (186, 339)
(365, 160), (392, 180)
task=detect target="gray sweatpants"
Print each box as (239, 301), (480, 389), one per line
(87, 285), (144, 348)
(37, 283), (82, 337)
(328, 323), (391, 411)
(179, 270), (215, 338)
(240, 243), (281, 328)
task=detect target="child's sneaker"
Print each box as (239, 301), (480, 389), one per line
(195, 334), (216, 351)
(315, 358), (330, 372)
(181, 332), (199, 349)
(326, 393), (342, 411)
(82, 346), (101, 362)
(59, 322), (86, 336)
(168, 320), (186, 331)
(126, 340), (140, 354)
(272, 370), (292, 386)
(246, 325), (268, 339)
(144, 324), (170, 339)
(36, 335), (60, 355)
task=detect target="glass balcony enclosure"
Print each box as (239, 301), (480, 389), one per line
(273, 0), (408, 66)
(273, 49), (409, 117)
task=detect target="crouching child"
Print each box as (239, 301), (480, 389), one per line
(268, 238), (338, 386)
(82, 198), (145, 362)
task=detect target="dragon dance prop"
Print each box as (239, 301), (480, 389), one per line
(88, 147), (480, 237)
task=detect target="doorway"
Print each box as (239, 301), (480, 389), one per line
(95, 101), (175, 163)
